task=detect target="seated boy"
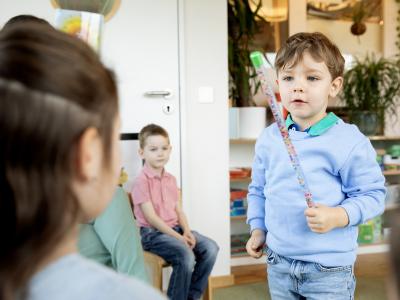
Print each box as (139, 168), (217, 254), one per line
(132, 124), (219, 300)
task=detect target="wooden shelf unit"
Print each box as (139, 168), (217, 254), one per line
(231, 241), (390, 267)
(231, 243), (390, 285)
(232, 170), (399, 177)
(231, 215), (246, 221)
(369, 136), (400, 141)
(383, 170), (400, 176)
(231, 136), (400, 144)
(230, 177), (251, 182)
(230, 138), (256, 144)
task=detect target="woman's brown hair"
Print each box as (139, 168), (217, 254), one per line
(0, 23), (118, 299)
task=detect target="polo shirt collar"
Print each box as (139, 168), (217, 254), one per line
(143, 163), (169, 178)
(285, 112), (339, 136)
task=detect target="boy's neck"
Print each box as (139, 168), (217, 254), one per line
(291, 112), (327, 131)
(145, 162), (164, 176)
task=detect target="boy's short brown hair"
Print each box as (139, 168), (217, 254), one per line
(139, 124), (169, 149)
(275, 32), (345, 80)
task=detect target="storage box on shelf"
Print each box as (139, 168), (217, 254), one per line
(229, 136), (400, 267)
(229, 165), (252, 260)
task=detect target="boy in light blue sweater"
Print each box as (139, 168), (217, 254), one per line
(246, 32), (386, 299)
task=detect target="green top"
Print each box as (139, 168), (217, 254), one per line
(285, 112), (339, 136)
(78, 187), (149, 283)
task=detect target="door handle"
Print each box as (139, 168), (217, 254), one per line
(144, 89), (172, 99)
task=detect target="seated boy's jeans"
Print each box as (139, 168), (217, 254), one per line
(266, 247), (356, 300)
(140, 226), (219, 300)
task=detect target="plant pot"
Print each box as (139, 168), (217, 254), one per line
(351, 111), (378, 136)
(238, 107), (267, 139)
(350, 22), (366, 36)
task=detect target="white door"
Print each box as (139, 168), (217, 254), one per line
(102, 0), (181, 184)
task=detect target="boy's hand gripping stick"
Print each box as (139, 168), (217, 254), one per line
(250, 51), (314, 208)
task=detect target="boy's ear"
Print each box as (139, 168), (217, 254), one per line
(75, 127), (102, 181)
(138, 148), (144, 159)
(329, 76), (343, 98)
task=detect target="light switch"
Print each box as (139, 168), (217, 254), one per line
(198, 86), (214, 103)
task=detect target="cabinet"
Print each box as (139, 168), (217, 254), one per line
(229, 136), (400, 267)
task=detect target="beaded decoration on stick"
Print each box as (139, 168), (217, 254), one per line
(250, 51), (314, 208)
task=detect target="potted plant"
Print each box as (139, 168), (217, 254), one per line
(228, 0), (268, 139)
(341, 54), (400, 136)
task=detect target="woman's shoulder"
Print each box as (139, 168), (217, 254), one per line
(28, 254), (165, 300)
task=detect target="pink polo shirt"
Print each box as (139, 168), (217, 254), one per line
(131, 164), (179, 228)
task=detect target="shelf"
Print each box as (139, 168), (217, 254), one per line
(230, 136), (400, 144)
(230, 242), (389, 267)
(231, 171), (399, 179)
(230, 139), (256, 144)
(231, 254), (266, 267)
(230, 176), (251, 182)
(231, 215), (246, 221)
(368, 136), (400, 141)
(385, 203), (399, 211)
(382, 170), (400, 176)
(358, 242), (389, 255)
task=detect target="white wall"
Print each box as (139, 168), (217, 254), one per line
(383, 0), (400, 136)
(288, 0), (307, 35)
(307, 19), (382, 57)
(181, 0), (230, 276)
(288, 0), (400, 136)
(0, 2), (54, 26)
(289, 0), (382, 57)
(383, 0), (398, 58)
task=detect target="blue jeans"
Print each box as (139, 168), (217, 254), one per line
(140, 226), (219, 300)
(266, 247), (356, 300)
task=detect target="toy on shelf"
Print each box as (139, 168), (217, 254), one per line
(231, 234), (250, 256)
(230, 188), (248, 217)
(375, 149), (385, 171)
(229, 167), (251, 179)
(384, 145), (400, 171)
(357, 216), (382, 244)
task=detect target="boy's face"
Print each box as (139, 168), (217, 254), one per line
(277, 52), (343, 127)
(139, 135), (171, 171)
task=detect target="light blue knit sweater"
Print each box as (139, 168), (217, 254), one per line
(247, 119), (386, 266)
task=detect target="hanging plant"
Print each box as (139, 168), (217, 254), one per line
(349, 1), (380, 37)
(350, 1), (367, 36)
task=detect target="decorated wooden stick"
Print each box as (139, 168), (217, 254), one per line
(250, 51), (314, 208)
